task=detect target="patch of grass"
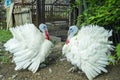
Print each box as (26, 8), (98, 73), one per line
(0, 29), (12, 63)
(0, 50), (11, 64)
(0, 55), (11, 63)
(0, 29), (12, 43)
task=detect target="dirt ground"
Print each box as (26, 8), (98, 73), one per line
(0, 23), (120, 80)
(0, 42), (120, 80)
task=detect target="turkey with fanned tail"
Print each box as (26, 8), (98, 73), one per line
(62, 25), (114, 80)
(4, 23), (54, 73)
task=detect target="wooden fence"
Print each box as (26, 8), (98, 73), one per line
(13, 7), (32, 26)
(13, 2), (69, 25)
(45, 3), (69, 22)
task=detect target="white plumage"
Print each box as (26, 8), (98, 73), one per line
(4, 23), (53, 73)
(62, 25), (114, 80)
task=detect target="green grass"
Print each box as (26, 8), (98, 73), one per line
(0, 29), (12, 63)
(0, 29), (12, 43)
(0, 51), (11, 64)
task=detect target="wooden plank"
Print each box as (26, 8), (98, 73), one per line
(14, 8), (32, 26)
(6, 3), (14, 29)
(22, 10), (32, 24)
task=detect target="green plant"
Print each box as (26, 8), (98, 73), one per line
(108, 43), (120, 65)
(0, 29), (12, 63)
(116, 43), (120, 60)
(0, 29), (12, 43)
(0, 51), (11, 64)
(75, 0), (120, 31)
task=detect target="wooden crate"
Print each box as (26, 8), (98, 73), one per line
(13, 7), (32, 26)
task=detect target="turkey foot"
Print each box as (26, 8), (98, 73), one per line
(60, 57), (67, 61)
(78, 70), (84, 74)
(67, 66), (78, 72)
(39, 63), (47, 68)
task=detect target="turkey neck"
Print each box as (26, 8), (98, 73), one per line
(66, 38), (70, 44)
(45, 30), (50, 40)
(66, 32), (74, 44)
(66, 36), (71, 44)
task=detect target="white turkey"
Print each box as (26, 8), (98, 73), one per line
(62, 25), (114, 80)
(4, 23), (53, 73)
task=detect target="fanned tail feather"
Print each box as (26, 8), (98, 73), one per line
(65, 25), (114, 80)
(4, 23), (53, 73)
(13, 50), (33, 62)
(28, 52), (45, 73)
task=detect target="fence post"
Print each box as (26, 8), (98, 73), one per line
(36, 0), (45, 27)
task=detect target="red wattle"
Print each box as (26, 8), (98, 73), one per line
(45, 31), (50, 40)
(66, 39), (69, 44)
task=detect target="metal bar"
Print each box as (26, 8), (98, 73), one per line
(36, 0), (45, 27)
